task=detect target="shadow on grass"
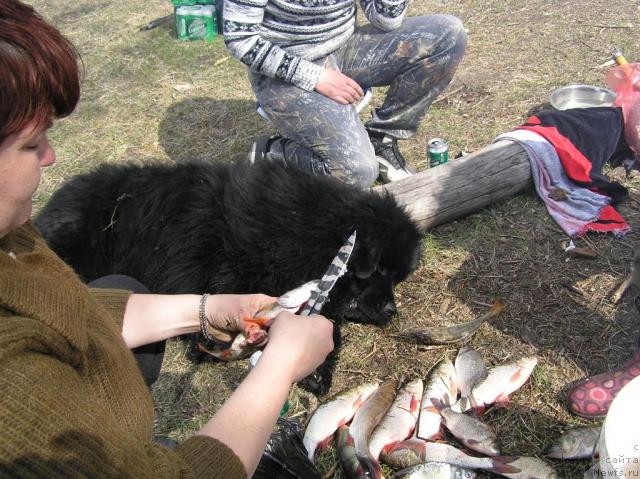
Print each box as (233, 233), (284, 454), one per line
(481, 404), (595, 479)
(158, 97), (269, 164)
(448, 230), (638, 375)
(152, 340), (253, 440)
(410, 192), (640, 437)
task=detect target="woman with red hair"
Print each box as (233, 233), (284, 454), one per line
(0, 2), (333, 477)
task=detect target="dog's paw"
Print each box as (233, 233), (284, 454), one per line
(299, 369), (333, 397)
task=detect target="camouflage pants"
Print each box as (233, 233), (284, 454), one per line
(249, 15), (467, 187)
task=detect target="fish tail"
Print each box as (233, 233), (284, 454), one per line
(490, 456), (521, 474)
(490, 298), (506, 316)
(546, 445), (563, 459)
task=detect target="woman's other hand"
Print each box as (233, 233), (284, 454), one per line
(260, 311), (334, 382)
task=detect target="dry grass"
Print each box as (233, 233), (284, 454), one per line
(31, 0), (640, 477)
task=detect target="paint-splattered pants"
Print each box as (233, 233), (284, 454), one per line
(249, 15), (467, 187)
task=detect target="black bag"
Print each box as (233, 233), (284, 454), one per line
(253, 417), (321, 479)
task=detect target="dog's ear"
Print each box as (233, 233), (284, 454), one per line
(352, 241), (382, 279)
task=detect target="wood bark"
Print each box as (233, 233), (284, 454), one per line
(376, 140), (533, 231)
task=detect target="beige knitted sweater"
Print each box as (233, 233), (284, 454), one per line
(0, 222), (246, 478)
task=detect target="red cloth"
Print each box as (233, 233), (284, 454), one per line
(516, 107), (632, 235)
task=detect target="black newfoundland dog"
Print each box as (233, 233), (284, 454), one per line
(35, 160), (422, 394)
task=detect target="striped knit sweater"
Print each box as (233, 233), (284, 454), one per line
(223, 0), (410, 91)
(0, 222), (246, 479)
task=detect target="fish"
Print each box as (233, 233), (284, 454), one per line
(197, 330), (265, 361)
(546, 426), (601, 460)
(611, 248), (640, 304)
(380, 440), (519, 474)
(497, 456), (557, 479)
(452, 356), (537, 413)
(369, 379), (423, 459)
(454, 346), (487, 401)
(397, 299), (505, 345)
(302, 381), (379, 460)
(439, 407), (500, 456)
(349, 379), (398, 479)
(392, 462), (477, 479)
(200, 280), (319, 361)
(335, 425), (368, 479)
(417, 359), (457, 441)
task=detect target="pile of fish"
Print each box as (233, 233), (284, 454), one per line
(302, 347), (558, 478)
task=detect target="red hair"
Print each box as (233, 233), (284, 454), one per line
(0, 0), (81, 142)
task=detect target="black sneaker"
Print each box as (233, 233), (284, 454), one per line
(369, 134), (416, 183)
(247, 134), (281, 163)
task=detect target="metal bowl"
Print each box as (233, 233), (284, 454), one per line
(550, 84), (617, 110)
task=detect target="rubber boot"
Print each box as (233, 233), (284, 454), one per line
(567, 295), (640, 418)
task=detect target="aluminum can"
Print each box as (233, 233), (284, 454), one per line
(427, 138), (449, 168)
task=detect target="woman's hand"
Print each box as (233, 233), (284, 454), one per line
(260, 311), (334, 382)
(205, 293), (276, 342)
(315, 67), (364, 105)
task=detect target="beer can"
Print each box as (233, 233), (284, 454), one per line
(427, 138), (449, 168)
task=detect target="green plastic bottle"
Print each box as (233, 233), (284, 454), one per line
(249, 351), (290, 417)
(175, 5), (217, 42)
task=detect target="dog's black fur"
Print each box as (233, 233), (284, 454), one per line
(35, 160), (422, 394)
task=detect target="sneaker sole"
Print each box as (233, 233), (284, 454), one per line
(247, 141), (257, 163)
(377, 156), (415, 183)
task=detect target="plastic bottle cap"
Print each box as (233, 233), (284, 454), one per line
(249, 351), (262, 368)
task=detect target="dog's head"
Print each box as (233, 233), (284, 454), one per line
(324, 221), (422, 326)
(227, 160), (423, 326)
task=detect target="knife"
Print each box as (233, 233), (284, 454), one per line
(248, 230), (356, 366)
(300, 229), (357, 316)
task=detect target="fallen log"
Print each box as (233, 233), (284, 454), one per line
(377, 140), (532, 231)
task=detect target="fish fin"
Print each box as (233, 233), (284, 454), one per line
(467, 398), (483, 418)
(318, 436), (332, 451)
(409, 395), (421, 413)
(417, 429), (442, 441)
(246, 316), (271, 327)
(433, 426), (445, 441)
(491, 456), (521, 474)
(431, 397), (446, 412)
(546, 449), (563, 459)
(472, 402), (486, 416)
(381, 440), (401, 455)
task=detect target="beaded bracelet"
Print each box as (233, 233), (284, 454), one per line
(199, 293), (214, 342)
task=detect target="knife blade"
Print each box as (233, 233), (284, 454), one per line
(300, 229), (357, 316)
(247, 230), (356, 367)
